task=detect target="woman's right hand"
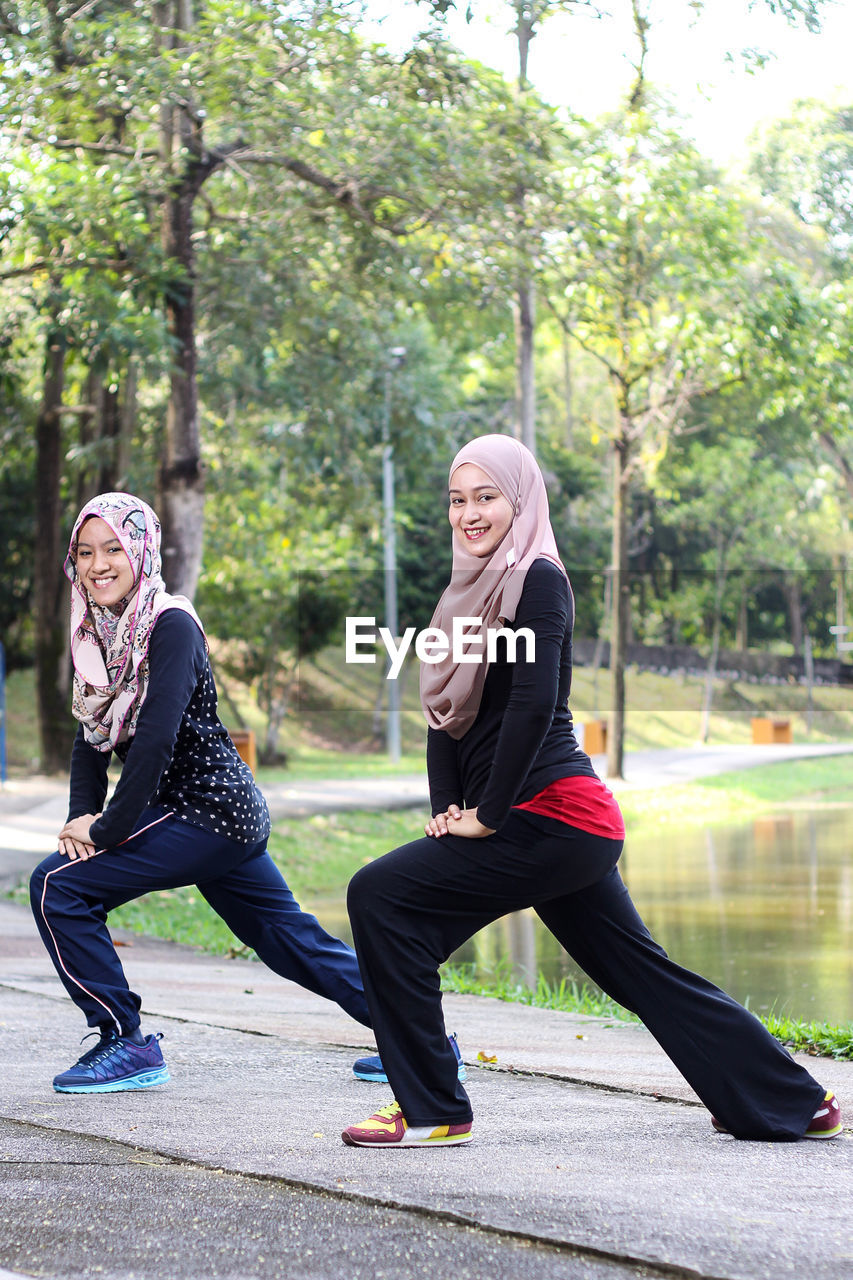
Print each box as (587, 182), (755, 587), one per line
(425, 805), (463, 838)
(57, 813), (101, 861)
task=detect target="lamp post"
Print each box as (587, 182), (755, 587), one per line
(382, 346), (407, 762)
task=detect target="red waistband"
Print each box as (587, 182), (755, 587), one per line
(514, 774), (625, 839)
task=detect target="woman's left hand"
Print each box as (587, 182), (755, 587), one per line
(428, 807), (496, 840)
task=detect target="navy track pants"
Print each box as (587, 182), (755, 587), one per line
(347, 808), (826, 1141)
(31, 806), (371, 1036)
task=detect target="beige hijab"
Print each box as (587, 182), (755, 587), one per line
(419, 434), (566, 739)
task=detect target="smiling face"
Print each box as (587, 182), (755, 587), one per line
(74, 516), (136, 608)
(448, 462), (515, 559)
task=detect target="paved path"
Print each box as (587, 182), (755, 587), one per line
(1, 745), (852, 1278)
(0, 900), (851, 1280)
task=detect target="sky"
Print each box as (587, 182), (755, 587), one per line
(361, 0), (853, 168)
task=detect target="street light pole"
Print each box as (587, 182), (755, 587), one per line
(382, 347), (406, 762)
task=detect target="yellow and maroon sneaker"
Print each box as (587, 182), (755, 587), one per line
(711, 1091), (843, 1140)
(803, 1092), (843, 1139)
(341, 1100), (473, 1147)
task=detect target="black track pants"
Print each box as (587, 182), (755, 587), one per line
(347, 809), (824, 1140)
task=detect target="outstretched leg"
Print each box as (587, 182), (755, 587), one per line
(199, 843), (371, 1027)
(536, 867), (825, 1140)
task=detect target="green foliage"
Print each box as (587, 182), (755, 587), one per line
(759, 1011), (853, 1062)
(751, 100), (853, 273)
(440, 959), (638, 1022)
(552, 110), (756, 429)
(2, 0), (852, 730)
(198, 442), (372, 755)
(0, 333), (35, 665)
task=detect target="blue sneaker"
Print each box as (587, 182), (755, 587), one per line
(53, 1029), (170, 1093)
(353, 1031), (467, 1083)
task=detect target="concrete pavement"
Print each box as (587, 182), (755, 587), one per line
(1, 745), (852, 1279)
(1, 899), (851, 1280)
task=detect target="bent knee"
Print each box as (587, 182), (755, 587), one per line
(29, 856), (54, 905)
(30, 852), (81, 913)
(347, 861), (378, 916)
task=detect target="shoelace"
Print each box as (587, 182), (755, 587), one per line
(373, 1102), (402, 1120)
(72, 1031), (119, 1068)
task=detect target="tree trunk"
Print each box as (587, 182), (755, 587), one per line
(75, 368), (97, 513)
(590, 572), (610, 721)
(819, 430), (853, 503)
(735, 578), (748, 650)
(561, 327), (574, 448)
(700, 554), (726, 744)
(261, 695), (289, 763)
(35, 328), (75, 773)
(835, 556), (847, 640)
(157, 0), (205, 598)
(785, 572), (803, 657)
(115, 359), (137, 487)
(515, 276), (536, 453)
(513, 4), (537, 455)
(159, 183), (205, 598)
(96, 377), (121, 493)
(514, 4), (533, 89)
(607, 432), (630, 780)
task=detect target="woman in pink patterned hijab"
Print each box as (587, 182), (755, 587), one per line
(65, 492), (203, 751)
(30, 491), (375, 1096)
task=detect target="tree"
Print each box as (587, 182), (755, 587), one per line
(6, 1), (519, 575)
(199, 480), (367, 761)
(544, 104), (791, 774)
(751, 100), (853, 278)
(2, 1), (528, 762)
(750, 103), (853, 509)
(412, 0), (833, 457)
(0, 129), (168, 768)
(655, 437), (805, 740)
(508, 1), (599, 454)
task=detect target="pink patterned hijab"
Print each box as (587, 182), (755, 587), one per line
(64, 493), (205, 751)
(419, 434), (567, 739)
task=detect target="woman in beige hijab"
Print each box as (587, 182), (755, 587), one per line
(342, 435), (840, 1148)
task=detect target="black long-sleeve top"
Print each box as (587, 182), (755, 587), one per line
(67, 609), (270, 849)
(426, 558), (595, 830)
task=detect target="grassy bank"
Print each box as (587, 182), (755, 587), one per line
(616, 753), (853, 829)
(439, 965), (853, 1063)
(5, 660), (851, 1058)
(4, 654), (853, 775)
(100, 753), (852, 948)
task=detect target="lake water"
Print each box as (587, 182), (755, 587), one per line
(315, 806), (853, 1025)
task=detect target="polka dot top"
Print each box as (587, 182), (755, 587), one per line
(69, 610), (270, 849)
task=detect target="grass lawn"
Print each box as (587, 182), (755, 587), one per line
(616, 754), (853, 829)
(5, 653), (853, 776)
